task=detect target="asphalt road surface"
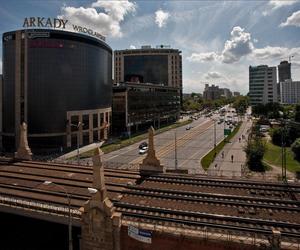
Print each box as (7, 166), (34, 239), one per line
(102, 115), (226, 173)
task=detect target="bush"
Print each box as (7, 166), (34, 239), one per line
(270, 127), (296, 147)
(270, 127), (283, 146)
(244, 138), (266, 172)
(291, 138), (300, 161)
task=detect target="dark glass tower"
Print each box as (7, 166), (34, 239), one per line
(2, 29), (112, 150)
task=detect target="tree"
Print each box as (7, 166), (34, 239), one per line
(232, 96), (249, 115)
(270, 127), (295, 147)
(244, 137), (266, 172)
(291, 138), (300, 161)
(295, 104), (300, 122)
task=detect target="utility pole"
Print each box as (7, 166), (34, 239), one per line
(175, 130), (178, 170)
(214, 119), (216, 156)
(281, 120), (287, 181)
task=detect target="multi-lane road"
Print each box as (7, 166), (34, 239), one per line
(102, 115), (227, 173)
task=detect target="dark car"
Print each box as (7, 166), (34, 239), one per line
(139, 142), (148, 149)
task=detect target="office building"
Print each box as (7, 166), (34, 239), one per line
(203, 84), (222, 100)
(249, 65), (277, 105)
(114, 45), (182, 102)
(278, 61), (291, 82)
(220, 88), (232, 99)
(2, 29), (112, 150)
(233, 91), (240, 97)
(112, 82), (180, 136)
(280, 79), (300, 104)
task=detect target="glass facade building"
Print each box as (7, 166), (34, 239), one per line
(124, 55), (168, 85)
(2, 29), (112, 150)
(112, 83), (180, 136)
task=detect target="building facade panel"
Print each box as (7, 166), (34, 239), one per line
(2, 29), (112, 150)
(280, 80), (300, 104)
(112, 83), (180, 136)
(114, 46), (182, 104)
(249, 65), (277, 105)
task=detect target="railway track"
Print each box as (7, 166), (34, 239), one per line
(122, 185), (300, 212)
(146, 175), (300, 193)
(117, 202), (300, 238)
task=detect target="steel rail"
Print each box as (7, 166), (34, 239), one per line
(121, 189), (300, 212)
(121, 211), (300, 239)
(126, 185), (300, 204)
(146, 176), (300, 192)
(115, 202), (300, 230)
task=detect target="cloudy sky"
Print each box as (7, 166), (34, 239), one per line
(0, 0), (300, 94)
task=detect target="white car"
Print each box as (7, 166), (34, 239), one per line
(139, 146), (148, 154)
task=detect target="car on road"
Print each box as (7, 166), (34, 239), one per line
(186, 125), (192, 130)
(139, 146), (148, 154)
(139, 142), (148, 149)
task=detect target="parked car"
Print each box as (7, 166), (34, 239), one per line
(186, 125), (191, 130)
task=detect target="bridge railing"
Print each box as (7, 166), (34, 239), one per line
(0, 195), (81, 219)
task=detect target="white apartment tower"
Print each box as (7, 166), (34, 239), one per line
(280, 80), (300, 104)
(249, 65), (278, 105)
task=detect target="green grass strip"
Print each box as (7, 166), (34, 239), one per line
(200, 122), (242, 171)
(78, 119), (192, 159)
(263, 140), (300, 173)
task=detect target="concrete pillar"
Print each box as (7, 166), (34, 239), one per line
(66, 115), (71, 148)
(15, 31), (22, 150)
(271, 230), (281, 250)
(0, 75), (2, 150)
(89, 114), (93, 144)
(81, 148), (121, 250)
(78, 115), (83, 146)
(97, 113), (101, 141)
(14, 122), (32, 160)
(140, 126), (164, 174)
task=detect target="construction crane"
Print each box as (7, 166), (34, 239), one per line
(279, 55), (294, 63)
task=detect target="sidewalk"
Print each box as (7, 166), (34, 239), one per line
(208, 118), (252, 177)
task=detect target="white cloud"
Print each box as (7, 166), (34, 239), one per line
(280, 10), (300, 27)
(253, 46), (288, 60)
(221, 26), (254, 63)
(187, 52), (219, 62)
(59, 0), (136, 38)
(205, 71), (223, 79)
(253, 38), (258, 43)
(129, 45), (136, 49)
(263, 0), (297, 15)
(187, 26), (253, 64)
(155, 9), (169, 28)
(252, 46), (300, 67)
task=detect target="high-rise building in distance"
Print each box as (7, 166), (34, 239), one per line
(280, 79), (300, 104)
(249, 65), (277, 105)
(278, 60), (291, 82)
(203, 84), (221, 100)
(114, 45), (182, 102)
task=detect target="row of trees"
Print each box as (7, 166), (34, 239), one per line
(244, 124), (266, 172)
(182, 94), (249, 113)
(247, 103), (300, 170)
(252, 103), (300, 121)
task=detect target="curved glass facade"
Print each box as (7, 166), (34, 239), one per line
(2, 29), (112, 149)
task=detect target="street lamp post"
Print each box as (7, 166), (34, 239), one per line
(70, 122), (84, 165)
(175, 130), (178, 170)
(43, 181), (73, 250)
(214, 119), (216, 156)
